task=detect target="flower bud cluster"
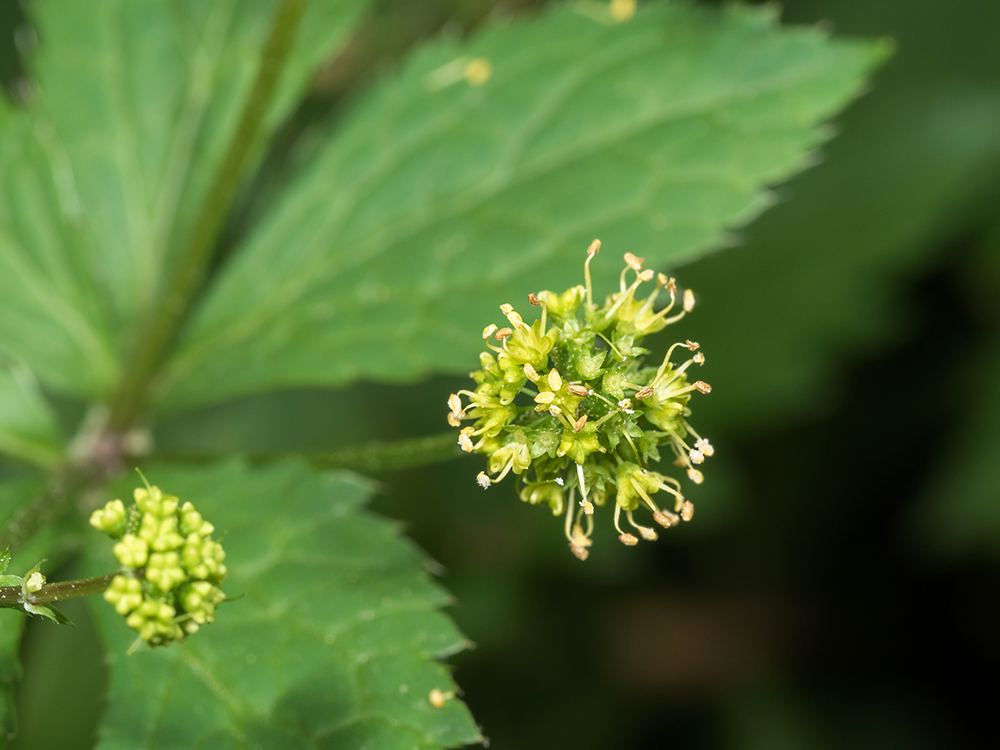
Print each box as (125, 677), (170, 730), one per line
(449, 241), (714, 560)
(91, 481), (227, 648)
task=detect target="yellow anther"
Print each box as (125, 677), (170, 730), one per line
(623, 252), (644, 271)
(463, 58), (492, 86)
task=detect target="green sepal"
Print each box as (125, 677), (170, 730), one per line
(22, 602), (73, 626)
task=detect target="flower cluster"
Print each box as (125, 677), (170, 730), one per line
(90, 479), (227, 648)
(449, 240), (713, 560)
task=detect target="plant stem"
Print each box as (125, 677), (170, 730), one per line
(309, 432), (462, 473)
(0, 467), (101, 556)
(153, 431), (464, 473)
(0, 573), (115, 605)
(107, 0), (308, 431)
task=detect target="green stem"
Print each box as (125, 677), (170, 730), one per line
(0, 467), (101, 556)
(0, 574), (115, 605)
(107, 0), (308, 431)
(155, 431), (464, 474)
(309, 432), (462, 473)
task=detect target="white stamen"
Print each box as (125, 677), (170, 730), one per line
(683, 289), (695, 312)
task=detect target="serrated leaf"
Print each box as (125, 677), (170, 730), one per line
(84, 462), (480, 749)
(0, 353), (63, 468)
(160, 2), (886, 408)
(0, 0), (370, 397)
(672, 0), (1000, 436)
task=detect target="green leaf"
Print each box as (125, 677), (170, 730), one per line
(0, 479), (73, 742)
(0, 354), (63, 468)
(0, 100), (118, 396)
(0, 0), (369, 398)
(85, 462), (480, 749)
(22, 602), (74, 627)
(674, 0), (1000, 436)
(161, 2), (886, 409)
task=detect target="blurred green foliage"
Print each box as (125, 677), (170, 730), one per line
(0, 1), (998, 749)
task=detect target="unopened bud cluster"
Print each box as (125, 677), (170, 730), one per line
(449, 241), (714, 560)
(90, 481), (227, 648)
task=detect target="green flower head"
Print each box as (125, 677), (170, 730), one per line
(449, 241), (713, 560)
(91, 475), (227, 648)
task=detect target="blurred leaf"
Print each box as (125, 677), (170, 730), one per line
(676, 0), (1000, 437)
(0, 479), (72, 744)
(85, 461), (480, 749)
(160, 2), (885, 408)
(0, 99), (117, 396)
(0, 354), (62, 468)
(909, 332), (1000, 558)
(0, 0), (370, 398)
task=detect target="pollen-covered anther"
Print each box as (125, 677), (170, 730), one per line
(619, 533), (639, 546)
(567, 384), (590, 397)
(524, 363), (540, 381)
(549, 405), (562, 417)
(547, 369), (563, 391)
(689, 449), (705, 464)
(694, 381), (712, 394)
(623, 252), (644, 271)
(695, 438), (714, 457)
(494, 327), (513, 341)
(666, 277), (677, 293)
(458, 431), (474, 453)
(499, 303), (514, 315)
(685, 340), (700, 351)
(618, 398), (633, 412)
(528, 292), (542, 307)
(573, 415), (588, 432)
(635, 386), (653, 399)
(534, 391), (555, 405)
(687, 467), (704, 484)
(580, 498), (594, 515)
(506, 310), (526, 328)
(681, 500), (695, 522)
(447, 394), (466, 426)
(429, 688), (454, 708)
(638, 269), (654, 282)
(653, 511), (679, 528)
(656, 272), (670, 287)
(587, 239), (601, 257)
(570, 543), (590, 561)
(482, 324), (497, 339)
(683, 289), (695, 312)
(476, 472), (492, 489)
(638, 526), (658, 541)
(694, 352), (706, 365)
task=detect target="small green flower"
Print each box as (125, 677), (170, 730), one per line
(89, 499), (127, 538)
(113, 534), (149, 568)
(125, 599), (184, 646)
(103, 575), (143, 616)
(92, 476), (228, 648)
(449, 241), (714, 560)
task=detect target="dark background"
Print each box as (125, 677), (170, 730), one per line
(3, 0), (999, 748)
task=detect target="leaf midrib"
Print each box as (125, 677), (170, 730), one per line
(165, 49), (841, 386)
